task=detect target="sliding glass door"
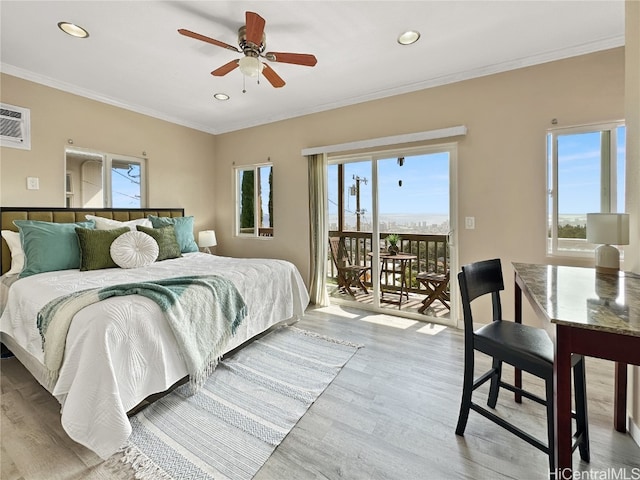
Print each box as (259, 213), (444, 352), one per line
(327, 144), (457, 324)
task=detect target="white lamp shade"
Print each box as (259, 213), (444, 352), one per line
(198, 230), (217, 248)
(586, 213), (630, 245)
(238, 56), (263, 77)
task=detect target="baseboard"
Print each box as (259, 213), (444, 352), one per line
(629, 415), (640, 448)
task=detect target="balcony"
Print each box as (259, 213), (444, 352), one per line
(327, 231), (450, 319)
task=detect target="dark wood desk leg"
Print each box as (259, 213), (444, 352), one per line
(614, 362), (628, 432)
(514, 275), (522, 403)
(555, 325), (573, 476)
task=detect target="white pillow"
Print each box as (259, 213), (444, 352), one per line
(110, 231), (159, 269)
(1, 230), (24, 276)
(85, 214), (152, 231)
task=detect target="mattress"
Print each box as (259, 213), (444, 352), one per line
(0, 252), (309, 459)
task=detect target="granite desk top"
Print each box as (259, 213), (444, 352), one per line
(512, 263), (640, 338)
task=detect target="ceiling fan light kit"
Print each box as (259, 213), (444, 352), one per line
(179, 11), (317, 91)
(238, 56), (263, 78)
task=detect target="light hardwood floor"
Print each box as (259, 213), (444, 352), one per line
(2, 305), (639, 480)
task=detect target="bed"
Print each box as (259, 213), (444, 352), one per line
(0, 207), (309, 459)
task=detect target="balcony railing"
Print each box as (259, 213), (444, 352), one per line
(328, 231), (449, 296)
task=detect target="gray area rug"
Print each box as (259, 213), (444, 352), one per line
(115, 326), (361, 480)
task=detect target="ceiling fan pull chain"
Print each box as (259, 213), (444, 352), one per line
(242, 74), (247, 94)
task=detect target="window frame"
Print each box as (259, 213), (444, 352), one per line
(234, 162), (274, 238)
(546, 121), (625, 258)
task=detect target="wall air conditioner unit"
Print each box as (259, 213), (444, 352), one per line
(0, 103), (31, 150)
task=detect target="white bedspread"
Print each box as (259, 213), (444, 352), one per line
(0, 253), (309, 459)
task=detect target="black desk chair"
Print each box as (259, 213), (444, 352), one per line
(455, 258), (589, 473)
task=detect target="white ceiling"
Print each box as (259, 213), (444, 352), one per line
(0, 1), (625, 135)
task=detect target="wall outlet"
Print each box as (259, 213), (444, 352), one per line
(465, 216), (475, 229)
(26, 177), (39, 190)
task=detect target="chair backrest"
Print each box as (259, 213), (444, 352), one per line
(329, 237), (350, 269)
(457, 258), (505, 332)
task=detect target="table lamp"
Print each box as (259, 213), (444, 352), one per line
(586, 213), (629, 274)
(197, 230), (217, 254)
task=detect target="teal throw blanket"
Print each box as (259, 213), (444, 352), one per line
(37, 275), (247, 393)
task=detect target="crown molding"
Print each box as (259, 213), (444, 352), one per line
(0, 63), (218, 134)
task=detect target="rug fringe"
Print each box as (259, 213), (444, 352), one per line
(290, 326), (364, 349)
(119, 444), (174, 480)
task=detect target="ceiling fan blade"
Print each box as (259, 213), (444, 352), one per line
(262, 64), (285, 88)
(211, 59), (239, 76)
(245, 11), (265, 46)
(264, 52), (317, 67)
(178, 29), (239, 52)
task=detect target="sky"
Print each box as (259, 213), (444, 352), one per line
(111, 164), (141, 208)
(328, 151), (451, 223)
(555, 126), (626, 215)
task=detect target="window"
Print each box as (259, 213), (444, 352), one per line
(547, 122), (625, 256)
(235, 164), (273, 237)
(65, 148), (147, 208)
(111, 157), (144, 208)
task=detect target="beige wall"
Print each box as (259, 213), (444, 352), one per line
(625, 0), (640, 443)
(0, 74), (217, 232)
(215, 48), (625, 307)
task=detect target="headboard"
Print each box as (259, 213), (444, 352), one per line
(1, 207), (185, 276)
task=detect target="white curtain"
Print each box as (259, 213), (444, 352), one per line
(307, 153), (329, 306)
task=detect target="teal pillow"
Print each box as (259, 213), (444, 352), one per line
(136, 225), (182, 261)
(76, 226), (130, 271)
(148, 215), (198, 253)
(14, 219), (96, 278)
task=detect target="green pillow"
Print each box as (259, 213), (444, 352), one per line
(14, 219), (96, 278)
(136, 225), (182, 261)
(148, 215), (198, 253)
(76, 226), (130, 271)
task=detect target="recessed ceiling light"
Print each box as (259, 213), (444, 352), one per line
(58, 22), (89, 38)
(397, 30), (420, 45)
(214, 93), (230, 101)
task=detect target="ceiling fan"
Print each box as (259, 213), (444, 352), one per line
(178, 11), (317, 89)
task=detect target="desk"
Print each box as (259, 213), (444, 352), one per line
(512, 263), (640, 476)
(369, 252), (416, 309)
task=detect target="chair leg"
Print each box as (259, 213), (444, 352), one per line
(456, 350), (474, 436)
(573, 357), (590, 462)
(356, 275), (369, 294)
(487, 358), (502, 409)
(545, 376), (556, 474)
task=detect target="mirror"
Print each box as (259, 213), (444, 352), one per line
(65, 147), (146, 208)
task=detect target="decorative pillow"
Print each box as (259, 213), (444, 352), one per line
(13, 219), (96, 278)
(76, 226), (130, 271)
(85, 214), (152, 231)
(136, 225), (182, 261)
(1, 230), (24, 276)
(110, 231), (159, 269)
(148, 215), (198, 253)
